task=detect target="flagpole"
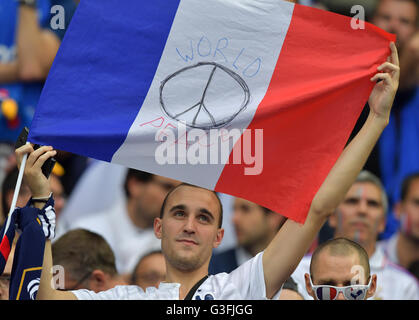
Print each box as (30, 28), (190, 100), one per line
(2, 143), (29, 239)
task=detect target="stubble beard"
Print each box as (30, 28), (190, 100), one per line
(163, 241), (205, 272)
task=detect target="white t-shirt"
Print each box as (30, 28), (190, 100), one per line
(63, 199), (161, 274)
(291, 247), (419, 300)
(377, 233), (399, 266)
(72, 252), (280, 300)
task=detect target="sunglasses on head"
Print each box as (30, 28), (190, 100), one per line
(309, 276), (372, 300)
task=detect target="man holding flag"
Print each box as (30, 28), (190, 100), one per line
(12, 40), (400, 299)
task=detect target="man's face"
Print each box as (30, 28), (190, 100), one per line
(232, 198), (270, 248)
(133, 253), (166, 290)
(329, 182), (386, 245)
(154, 186), (224, 272)
(305, 250), (376, 300)
(398, 178), (419, 239)
(135, 176), (181, 222)
(372, 0), (417, 50)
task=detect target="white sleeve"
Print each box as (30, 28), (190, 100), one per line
(402, 278), (419, 300)
(225, 251), (281, 299)
(71, 285), (145, 300)
(72, 287), (121, 300)
(72, 289), (105, 300)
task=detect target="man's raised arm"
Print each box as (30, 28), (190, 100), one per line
(16, 144), (76, 300)
(262, 42), (400, 298)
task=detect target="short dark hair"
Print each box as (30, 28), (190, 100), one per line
(401, 172), (419, 201)
(123, 169), (153, 198)
(52, 229), (118, 280)
(159, 183), (223, 228)
(310, 237), (371, 282)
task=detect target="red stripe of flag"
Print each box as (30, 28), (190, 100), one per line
(0, 236), (11, 262)
(215, 4), (396, 223)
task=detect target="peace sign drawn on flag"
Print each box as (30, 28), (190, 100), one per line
(160, 62), (250, 130)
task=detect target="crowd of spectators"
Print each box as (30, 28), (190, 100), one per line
(0, 0), (418, 300)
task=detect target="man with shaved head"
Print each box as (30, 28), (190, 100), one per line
(305, 238), (377, 300)
(310, 238), (371, 279)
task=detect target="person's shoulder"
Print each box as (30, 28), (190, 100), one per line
(74, 284), (183, 300)
(385, 261), (418, 284)
(204, 252), (272, 299)
(377, 232), (397, 248)
(378, 261), (419, 299)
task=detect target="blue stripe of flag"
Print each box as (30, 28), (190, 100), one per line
(29, 0), (181, 161)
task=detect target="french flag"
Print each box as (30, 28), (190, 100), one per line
(316, 286), (337, 300)
(0, 211), (16, 274)
(29, 0), (395, 223)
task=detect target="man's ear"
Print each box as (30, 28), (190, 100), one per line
(213, 228), (224, 249)
(126, 178), (145, 199)
(268, 212), (287, 232)
(304, 273), (316, 300)
(89, 270), (107, 292)
(154, 217), (163, 239)
(366, 274), (377, 300)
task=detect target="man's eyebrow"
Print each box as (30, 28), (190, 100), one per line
(345, 196), (360, 201)
(169, 204), (187, 213)
(367, 199), (381, 205)
(316, 278), (337, 286)
(199, 208), (215, 220)
(316, 279), (352, 286)
(345, 196), (381, 204)
(168, 204), (216, 221)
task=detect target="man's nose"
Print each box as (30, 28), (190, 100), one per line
(357, 199), (369, 215)
(387, 20), (399, 33)
(386, 25), (400, 41)
(336, 291), (346, 300)
(183, 216), (196, 233)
